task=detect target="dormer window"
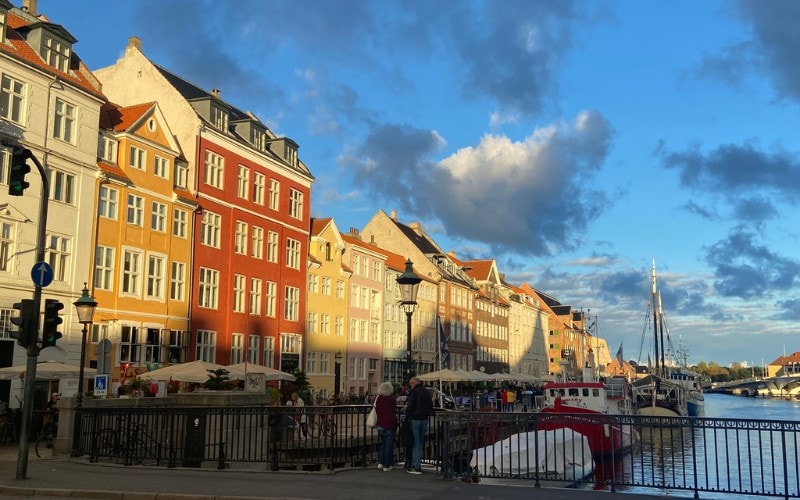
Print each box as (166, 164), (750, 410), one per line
(251, 128), (265, 150)
(41, 35), (70, 73)
(98, 135), (118, 163)
(210, 105), (228, 131)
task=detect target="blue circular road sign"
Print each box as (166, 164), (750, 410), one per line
(31, 261), (54, 287)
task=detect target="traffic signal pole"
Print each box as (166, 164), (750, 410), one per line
(16, 150), (49, 480)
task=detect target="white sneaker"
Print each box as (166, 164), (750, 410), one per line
(377, 464), (384, 470)
(383, 466), (392, 471)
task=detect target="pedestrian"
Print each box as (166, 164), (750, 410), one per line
(286, 392), (307, 437)
(375, 382), (398, 471)
(405, 376), (432, 474)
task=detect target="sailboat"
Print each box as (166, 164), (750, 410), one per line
(632, 262), (688, 418)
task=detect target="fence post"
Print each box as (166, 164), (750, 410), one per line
(217, 410), (227, 469)
(690, 417), (699, 500)
(440, 414), (452, 480)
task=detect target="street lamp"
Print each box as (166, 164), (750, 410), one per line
(71, 283), (96, 456)
(334, 350), (343, 397)
(396, 259), (421, 385)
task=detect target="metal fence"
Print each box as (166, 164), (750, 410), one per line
(74, 406), (800, 498)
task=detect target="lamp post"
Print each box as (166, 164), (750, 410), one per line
(396, 259), (421, 385)
(334, 350), (343, 397)
(71, 283), (96, 455)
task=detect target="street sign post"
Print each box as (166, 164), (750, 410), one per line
(94, 375), (109, 397)
(30, 261), (53, 287)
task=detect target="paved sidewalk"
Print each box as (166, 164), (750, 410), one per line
(0, 453), (669, 500)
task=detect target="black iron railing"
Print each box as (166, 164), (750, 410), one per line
(73, 406), (800, 498)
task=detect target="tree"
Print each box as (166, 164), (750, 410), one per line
(204, 368), (234, 390)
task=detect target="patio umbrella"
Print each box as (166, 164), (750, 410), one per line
(226, 362), (296, 382)
(0, 360), (97, 380)
(138, 360), (228, 383)
(417, 368), (473, 382)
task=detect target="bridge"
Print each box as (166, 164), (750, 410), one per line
(707, 374), (800, 397)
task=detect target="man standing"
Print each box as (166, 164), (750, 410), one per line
(286, 392), (307, 437)
(405, 377), (432, 474)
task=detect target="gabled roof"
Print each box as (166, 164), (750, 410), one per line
(97, 160), (130, 183)
(310, 217), (333, 238)
(100, 101), (155, 132)
(3, 11), (104, 99)
(769, 352), (800, 366)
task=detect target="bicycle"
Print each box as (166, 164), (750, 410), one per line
(307, 410), (337, 438)
(34, 421), (57, 458)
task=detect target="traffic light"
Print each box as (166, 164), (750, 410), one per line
(9, 299), (35, 347)
(42, 299), (63, 347)
(8, 146), (32, 196)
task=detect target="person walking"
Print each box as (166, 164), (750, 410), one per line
(405, 376), (432, 474)
(375, 382), (398, 471)
(286, 392), (307, 437)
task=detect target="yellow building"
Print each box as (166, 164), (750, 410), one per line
(90, 101), (195, 387)
(306, 218), (349, 401)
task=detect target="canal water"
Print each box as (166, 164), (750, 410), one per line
(589, 393), (800, 498)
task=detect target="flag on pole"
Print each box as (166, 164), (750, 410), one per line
(438, 316), (450, 369)
(616, 343), (624, 366)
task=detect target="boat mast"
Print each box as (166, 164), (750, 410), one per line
(658, 291), (667, 376)
(652, 261), (661, 378)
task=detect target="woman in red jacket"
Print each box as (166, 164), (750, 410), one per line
(375, 382), (399, 471)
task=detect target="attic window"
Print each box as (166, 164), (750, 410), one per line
(210, 105), (228, 131)
(41, 35), (71, 73)
(285, 144), (297, 166)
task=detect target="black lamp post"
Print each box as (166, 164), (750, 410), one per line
(71, 283), (96, 455)
(396, 259), (421, 385)
(334, 350), (343, 397)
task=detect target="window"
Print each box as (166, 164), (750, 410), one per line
(265, 281), (277, 317)
(98, 136), (117, 163)
(234, 221), (247, 255)
(267, 231), (278, 263)
(251, 226), (263, 259)
(170, 261), (186, 301)
(307, 312), (317, 334)
(0, 222), (13, 272)
(336, 280), (344, 299)
(289, 188), (303, 219)
(174, 163), (188, 188)
(50, 169), (75, 204)
(321, 277), (331, 296)
(41, 35), (70, 72)
(98, 186), (118, 219)
(126, 194), (144, 226)
(129, 146), (145, 170)
(211, 105), (228, 131)
(145, 328), (161, 363)
(284, 286), (299, 321)
(196, 329), (216, 362)
(263, 336), (274, 368)
(320, 352), (330, 374)
(151, 202), (167, 232)
(232, 274), (245, 313)
(172, 209), (187, 238)
(198, 267), (219, 309)
(286, 238), (301, 269)
(204, 150), (224, 189)
(53, 98), (76, 143)
(168, 330), (190, 363)
(94, 246), (114, 291)
(308, 274), (318, 294)
(121, 249), (142, 295)
(306, 352), (317, 374)
(335, 316), (343, 336)
(1, 74), (26, 124)
(320, 314), (330, 335)
(45, 233), (69, 281)
(268, 179), (279, 210)
(237, 165), (249, 199)
(231, 334), (244, 364)
(373, 262), (381, 282)
(247, 335), (260, 363)
(153, 155), (169, 179)
(146, 254), (165, 299)
(200, 211), (221, 248)
(120, 325), (140, 363)
(253, 172), (265, 204)
(250, 278), (262, 315)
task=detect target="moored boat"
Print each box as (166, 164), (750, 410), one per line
(540, 374), (637, 457)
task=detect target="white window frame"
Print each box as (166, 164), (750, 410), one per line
(98, 136), (118, 163)
(204, 150), (224, 189)
(289, 188), (303, 219)
(198, 267), (219, 309)
(129, 145), (146, 170)
(127, 194), (144, 226)
(286, 238), (301, 270)
(249, 278), (262, 315)
(265, 281), (277, 317)
(231, 333), (244, 364)
(94, 245), (114, 291)
(172, 209), (187, 238)
(53, 98), (76, 143)
(50, 169), (75, 204)
(0, 74), (26, 125)
(234, 220), (247, 255)
(174, 163), (188, 188)
(154, 155), (169, 179)
(121, 248), (142, 296)
(146, 253), (166, 300)
(284, 286), (299, 321)
(268, 179), (279, 210)
(151, 201), (167, 232)
(196, 329), (216, 362)
(237, 165), (249, 199)
(200, 211), (221, 248)
(98, 186), (118, 219)
(251, 226), (263, 259)
(233, 274), (245, 313)
(253, 172), (265, 204)
(170, 261), (186, 301)
(267, 231), (278, 263)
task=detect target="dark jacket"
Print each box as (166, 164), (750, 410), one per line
(375, 394), (398, 429)
(406, 383), (433, 420)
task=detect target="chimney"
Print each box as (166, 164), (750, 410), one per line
(211, 88), (222, 98)
(22, 0), (37, 15)
(348, 227), (360, 239)
(390, 210), (397, 221)
(448, 250), (457, 259)
(128, 36), (142, 52)
(408, 222), (422, 236)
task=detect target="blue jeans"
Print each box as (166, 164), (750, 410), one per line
(377, 426), (396, 466)
(410, 418), (428, 469)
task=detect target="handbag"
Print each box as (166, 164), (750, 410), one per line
(366, 396), (378, 428)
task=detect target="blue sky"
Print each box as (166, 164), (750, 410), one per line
(37, 0), (800, 367)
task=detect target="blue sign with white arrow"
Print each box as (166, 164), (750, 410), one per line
(31, 261), (54, 287)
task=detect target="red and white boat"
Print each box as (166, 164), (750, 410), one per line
(539, 376), (637, 457)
